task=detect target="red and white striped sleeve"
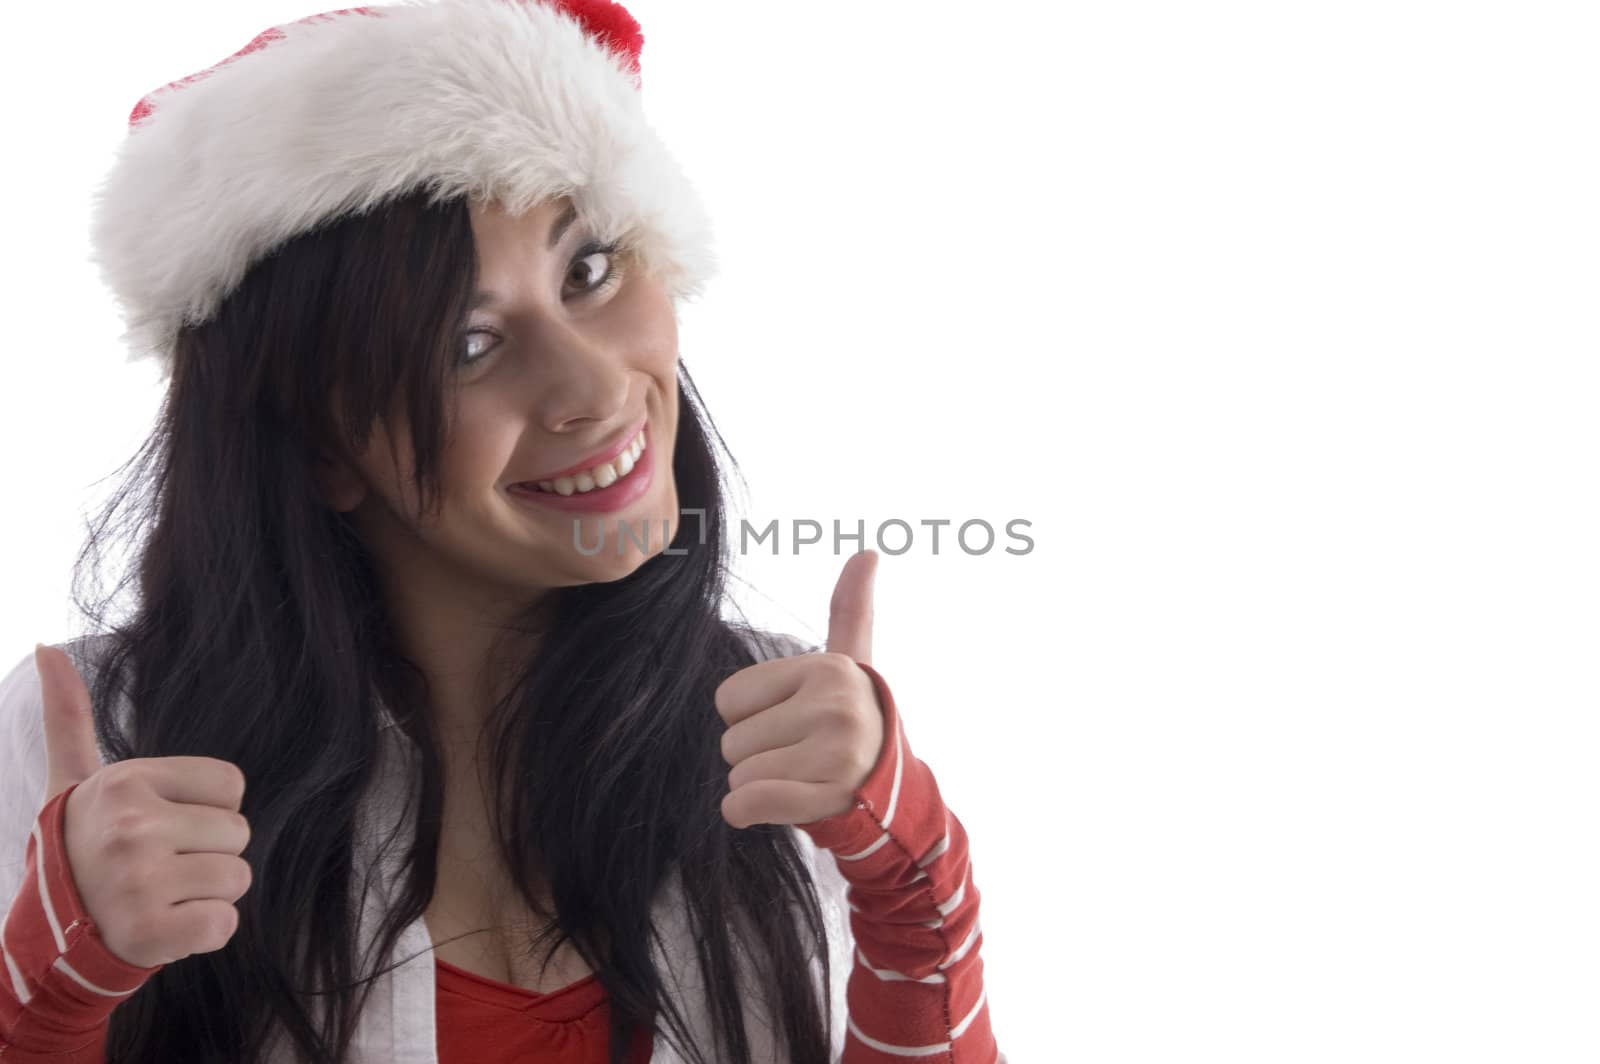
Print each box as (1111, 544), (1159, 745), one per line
(0, 781), (164, 1060)
(798, 662), (1004, 1064)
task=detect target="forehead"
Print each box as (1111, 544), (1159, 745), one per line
(469, 194), (575, 242)
(467, 195), (584, 292)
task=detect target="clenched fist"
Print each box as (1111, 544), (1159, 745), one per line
(715, 550), (887, 830)
(35, 643), (254, 970)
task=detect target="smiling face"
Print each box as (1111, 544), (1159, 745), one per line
(316, 195), (684, 623)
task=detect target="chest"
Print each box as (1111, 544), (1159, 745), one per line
(423, 885), (595, 993)
(422, 781), (595, 994)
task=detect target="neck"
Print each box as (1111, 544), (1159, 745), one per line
(351, 501), (556, 770)
(380, 566), (554, 762)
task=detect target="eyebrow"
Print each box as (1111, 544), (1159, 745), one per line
(468, 201), (579, 310)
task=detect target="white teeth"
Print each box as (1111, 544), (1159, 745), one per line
(532, 429), (646, 496)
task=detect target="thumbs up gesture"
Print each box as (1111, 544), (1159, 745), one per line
(715, 550), (887, 830)
(34, 643), (254, 969)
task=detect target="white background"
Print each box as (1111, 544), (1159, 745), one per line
(2, 2), (1598, 1060)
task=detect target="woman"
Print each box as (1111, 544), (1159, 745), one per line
(0, 1), (1000, 1061)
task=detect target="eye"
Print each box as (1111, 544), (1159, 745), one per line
(456, 240), (628, 369)
(461, 328), (499, 366)
(566, 240), (626, 296)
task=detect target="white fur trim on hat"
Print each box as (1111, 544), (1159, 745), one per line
(87, 0), (717, 376)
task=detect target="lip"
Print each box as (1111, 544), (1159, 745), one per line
(513, 415), (649, 485)
(506, 436), (654, 514)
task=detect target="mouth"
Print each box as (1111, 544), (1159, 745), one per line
(512, 423), (648, 497)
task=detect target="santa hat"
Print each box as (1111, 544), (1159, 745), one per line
(87, 0), (717, 377)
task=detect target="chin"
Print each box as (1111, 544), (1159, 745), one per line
(563, 521), (669, 575)
(582, 553), (654, 585)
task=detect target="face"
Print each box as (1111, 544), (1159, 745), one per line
(317, 195), (683, 622)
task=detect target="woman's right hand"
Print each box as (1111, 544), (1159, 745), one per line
(33, 643), (254, 970)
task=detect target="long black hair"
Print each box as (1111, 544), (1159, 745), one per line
(67, 188), (834, 1063)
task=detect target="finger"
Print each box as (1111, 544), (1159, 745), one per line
(165, 897), (241, 956)
(721, 778), (851, 830)
(163, 852), (254, 904)
(142, 757), (249, 811)
(165, 804), (252, 856)
(719, 694), (814, 767)
(825, 550), (878, 667)
(713, 654), (809, 727)
(725, 736), (841, 793)
(35, 643), (103, 800)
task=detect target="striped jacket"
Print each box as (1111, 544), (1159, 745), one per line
(0, 632), (1002, 1062)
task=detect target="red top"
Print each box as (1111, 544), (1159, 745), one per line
(433, 957), (652, 1064)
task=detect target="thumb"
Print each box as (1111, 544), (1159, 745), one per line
(826, 549), (878, 667)
(35, 643), (103, 801)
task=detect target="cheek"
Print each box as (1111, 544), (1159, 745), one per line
(432, 404), (522, 506)
(619, 276), (680, 376)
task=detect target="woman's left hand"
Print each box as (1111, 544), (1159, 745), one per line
(716, 550), (885, 830)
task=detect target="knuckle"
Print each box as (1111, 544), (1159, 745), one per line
(824, 730), (857, 763)
(225, 763), (247, 803)
(833, 735), (870, 778)
(100, 762), (139, 796)
(200, 910), (234, 951)
(818, 652), (859, 682)
(813, 664), (863, 706)
(849, 747), (876, 783)
(843, 703), (874, 738)
(820, 694), (859, 728)
(103, 809), (152, 848)
(196, 906), (237, 951)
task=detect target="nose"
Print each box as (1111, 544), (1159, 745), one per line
(522, 318), (632, 432)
